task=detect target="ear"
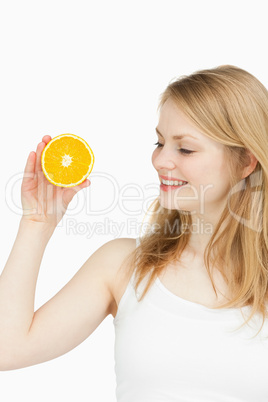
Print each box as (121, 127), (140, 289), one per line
(241, 150), (258, 179)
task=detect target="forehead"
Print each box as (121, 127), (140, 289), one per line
(157, 99), (226, 155)
(158, 98), (223, 149)
(158, 99), (202, 136)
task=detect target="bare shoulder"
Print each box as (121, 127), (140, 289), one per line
(94, 237), (136, 268)
(97, 237), (137, 317)
(98, 237), (136, 258)
(0, 237), (137, 370)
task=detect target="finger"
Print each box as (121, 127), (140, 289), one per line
(42, 135), (52, 144)
(62, 179), (91, 206)
(79, 179), (91, 189)
(74, 179), (91, 193)
(22, 151), (36, 183)
(69, 179), (91, 196)
(70, 179), (91, 192)
(35, 141), (46, 173)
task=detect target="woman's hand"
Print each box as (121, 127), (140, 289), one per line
(21, 135), (90, 227)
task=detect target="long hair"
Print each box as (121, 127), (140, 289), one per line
(123, 65), (268, 335)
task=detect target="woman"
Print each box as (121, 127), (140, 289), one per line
(1, 65), (268, 401)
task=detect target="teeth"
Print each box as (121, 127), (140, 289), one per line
(162, 179), (187, 186)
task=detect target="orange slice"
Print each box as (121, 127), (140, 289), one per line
(41, 134), (94, 187)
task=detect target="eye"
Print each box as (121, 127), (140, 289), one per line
(154, 141), (163, 148)
(154, 142), (194, 155)
(178, 148), (194, 155)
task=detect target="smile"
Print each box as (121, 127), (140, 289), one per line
(161, 179), (188, 186)
(160, 179), (188, 192)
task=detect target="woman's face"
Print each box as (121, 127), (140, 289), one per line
(151, 98), (232, 219)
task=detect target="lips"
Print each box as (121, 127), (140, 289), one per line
(159, 175), (188, 183)
(158, 175), (188, 192)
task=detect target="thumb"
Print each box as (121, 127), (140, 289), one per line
(78, 179), (91, 190)
(62, 179), (91, 206)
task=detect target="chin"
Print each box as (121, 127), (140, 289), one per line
(159, 194), (192, 213)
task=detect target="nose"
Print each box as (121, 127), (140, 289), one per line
(152, 146), (176, 171)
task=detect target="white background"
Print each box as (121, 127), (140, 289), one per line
(0, 0), (267, 401)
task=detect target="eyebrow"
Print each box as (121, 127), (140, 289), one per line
(155, 127), (198, 141)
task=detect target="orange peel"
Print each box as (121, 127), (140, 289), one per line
(41, 133), (94, 187)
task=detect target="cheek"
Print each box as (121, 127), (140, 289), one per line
(188, 158), (222, 184)
(151, 149), (159, 168)
(179, 159), (202, 182)
(194, 161), (231, 198)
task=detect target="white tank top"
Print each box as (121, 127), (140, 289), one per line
(113, 238), (268, 402)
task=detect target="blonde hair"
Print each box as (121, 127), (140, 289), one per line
(124, 65), (268, 335)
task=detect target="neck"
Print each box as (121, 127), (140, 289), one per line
(183, 213), (223, 258)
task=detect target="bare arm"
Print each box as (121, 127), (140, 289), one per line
(0, 229), (133, 370)
(0, 219), (54, 353)
(0, 136), (135, 370)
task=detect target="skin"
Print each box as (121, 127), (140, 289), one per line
(0, 135), (135, 370)
(152, 98), (257, 257)
(0, 106), (257, 370)
(21, 135), (91, 226)
(150, 99), (258, 307)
